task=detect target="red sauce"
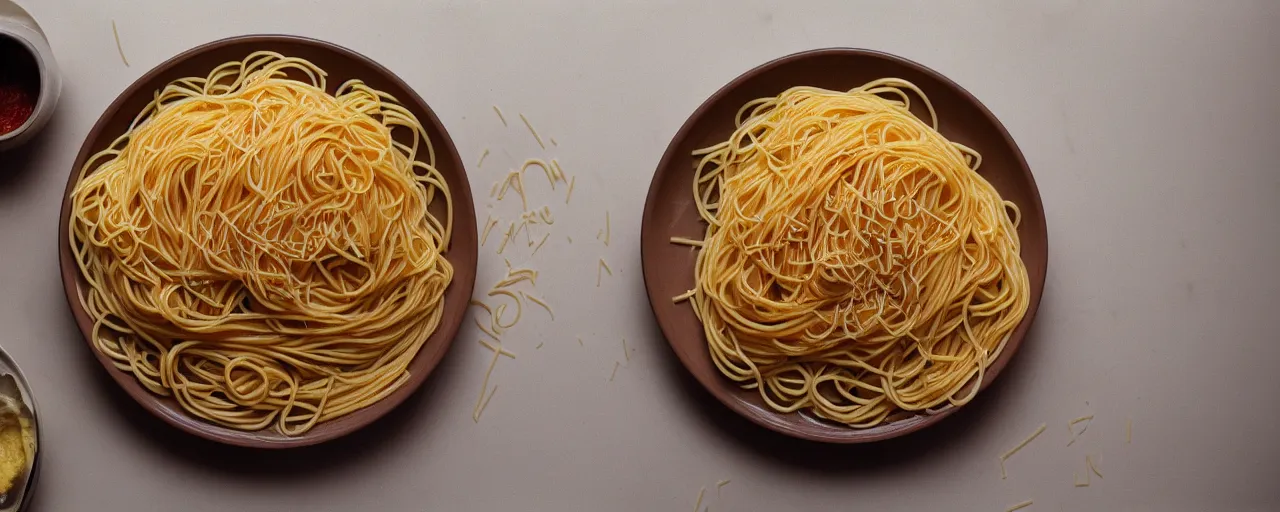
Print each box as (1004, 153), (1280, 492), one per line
(0, 36), (40, 136)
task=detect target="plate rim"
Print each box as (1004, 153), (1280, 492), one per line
(55, 34), (478, 449)
(640, 47), (1049, 443)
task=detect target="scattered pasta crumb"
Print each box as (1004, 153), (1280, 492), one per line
(480, 217), (498, 246)
(1068, 415), (1093, 446)
(474, 317), (500, 343)
(597, 258), (613, 287)
(473, 349), (500, 422)
(522, 158), (556, 189)
(999, 423), (1046, 479)
(1006, 500), (1033, 512)
(519, 113), (545, 149)
(527, 294), (554, 319)
(478, 339), (516, 359)
(112, 20), (129, 67)
(551, 159), (567, 184)
(1086, 454), (1103, 479)
(476, 385), (497, 420)
(492, 105), (507, 126)
(1074, 471), (1089, 487)
(497, 224), (513, 254)
(532, 233), (550, 256)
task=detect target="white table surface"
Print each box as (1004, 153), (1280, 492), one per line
(3, 1), (1279, 510)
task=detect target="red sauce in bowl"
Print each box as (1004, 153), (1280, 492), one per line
(0, 36), (40, 136)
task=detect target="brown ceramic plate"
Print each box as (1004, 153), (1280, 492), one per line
(641, 48), (1048, 443)
(57, 35), (478, 449)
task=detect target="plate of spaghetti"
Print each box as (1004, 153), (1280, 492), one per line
(641, 48), (1047, 443)
(58, 35), (477, 448)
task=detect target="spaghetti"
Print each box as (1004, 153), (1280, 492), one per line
(677, 78), (1029, 427)
(111, 20), (129, 67)
(68, 52), (454, 436)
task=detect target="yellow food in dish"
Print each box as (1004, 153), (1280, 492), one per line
(0, 393), (32, 496)
(69, 52), (453, 435)
(675, 78), (1028, 427)
(0, 421), (29, 494)
(0, 376), (34, 499)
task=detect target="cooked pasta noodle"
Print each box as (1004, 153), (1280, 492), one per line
(111, 20), (129, 67)
(677, 78), (1028, 427)
(68, 52), (453, 435)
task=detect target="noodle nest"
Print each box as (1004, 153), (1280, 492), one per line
(68, 52), (454, 436)
(682, 78), (1029, 427)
